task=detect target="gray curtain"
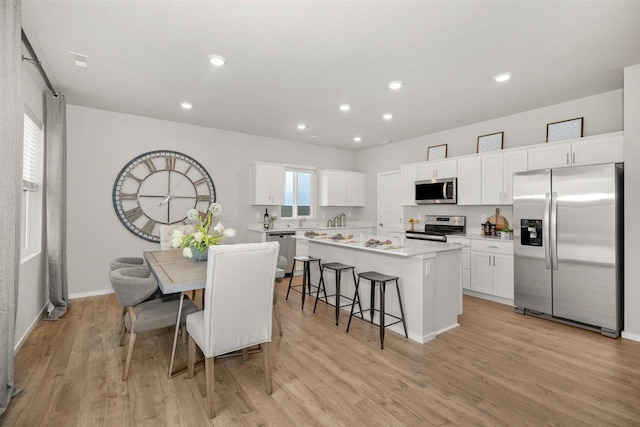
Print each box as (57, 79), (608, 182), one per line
(0, 0), (22, 417)
(44, 91), (69, 320)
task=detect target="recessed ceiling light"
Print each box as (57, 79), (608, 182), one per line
(180, 102), (193, 109)
(208, 55), (226, 66)
(297, 124), (306, 130)
(310, 135), (318, 139)
(382, 113), (393, 120)
(339, 104), (351, 112)
(353, 137), (362, 142)
(494, 72), (511, 82)
(388, 81), (403, 90)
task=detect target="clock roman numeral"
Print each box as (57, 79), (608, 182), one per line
(184, 165), (193, 175)
(127, 174), (144, 184)
(193, 177), (207, 187)
(143, 159), (157, 173)
(197, 194), (211, 203)
(124, 207), (145, 222)
(165, 156), (176, 171)
(140, 219), (157, 236)
(119, 192), (137, 200)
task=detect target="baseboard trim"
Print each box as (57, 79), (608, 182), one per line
(463, 289), (514, 306)
(69, 289), (114, 299)
(14, 302), (48, 354)
(621, 331), (640, 342)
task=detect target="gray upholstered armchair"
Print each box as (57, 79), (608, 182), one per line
(110, 266), (198, 380)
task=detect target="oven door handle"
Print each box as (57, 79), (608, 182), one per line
(442, 183), (447, 200)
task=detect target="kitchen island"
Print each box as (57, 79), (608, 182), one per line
(306, 237), (462, 344)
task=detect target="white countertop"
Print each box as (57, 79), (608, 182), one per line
(247, 223), (375, 233)
(447, 233), (514, 243)
(307, 236), (462, 257)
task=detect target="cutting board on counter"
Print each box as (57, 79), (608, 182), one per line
(488, 208), (508, 229)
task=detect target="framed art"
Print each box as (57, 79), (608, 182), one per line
(477, 132), (504, 153)
(427, 144), (448, 161)
(547, 117), (583, 142)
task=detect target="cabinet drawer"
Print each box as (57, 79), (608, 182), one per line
(470, 239), (513, 255)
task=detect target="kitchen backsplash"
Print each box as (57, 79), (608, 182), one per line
(404, 204), (514, 235)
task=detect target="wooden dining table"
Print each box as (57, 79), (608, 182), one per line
(143, 249), (285, 378)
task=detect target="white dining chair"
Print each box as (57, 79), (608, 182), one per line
(159, 224), (196, 250)
(186, 242), (279, 418)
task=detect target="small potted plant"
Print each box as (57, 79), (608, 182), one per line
(407, 217), (419, 231)
(500, 227), (513, 240)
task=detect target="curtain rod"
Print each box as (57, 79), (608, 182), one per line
(21, 29), (57, 96)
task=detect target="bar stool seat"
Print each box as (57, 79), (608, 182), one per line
(346, 271), (408, 349)
(313, 262), (361, 325)
(286, 256), (323, 309)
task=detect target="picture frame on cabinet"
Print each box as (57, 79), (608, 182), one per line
(546, 117), (583, 142)
(477, 132), (504, 153)
(427, 144), (448, 160)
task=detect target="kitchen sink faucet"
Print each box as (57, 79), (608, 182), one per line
(298, 217), (307, 227)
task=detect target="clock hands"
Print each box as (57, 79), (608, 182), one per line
(158, 179), (183, 206)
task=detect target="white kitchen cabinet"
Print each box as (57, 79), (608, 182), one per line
(457, 156), (481, 205)
(527, 132), (623, 171)
(447, 237), (470, 291)
(481, 149), (527, 205)
(470, 239), (514, 300)
(571, 132), (623, 166)
(416, 159), (457, 180)
(400, 164), (418, 206)
(318, 169), (365, 206)
(250, 162), (285, 205)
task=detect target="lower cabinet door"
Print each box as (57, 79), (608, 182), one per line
(471, 251), (493, 294)
(494, 253), (514, 299)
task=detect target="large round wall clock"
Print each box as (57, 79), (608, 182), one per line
(112, 150), (216, 243)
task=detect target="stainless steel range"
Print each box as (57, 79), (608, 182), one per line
(405, 215), (466, 242)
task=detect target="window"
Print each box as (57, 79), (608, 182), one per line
(282, 168), (315, 218)
(21, 107), (44, 258)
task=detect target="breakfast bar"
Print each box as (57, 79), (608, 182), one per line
(306, 237), (463, 344)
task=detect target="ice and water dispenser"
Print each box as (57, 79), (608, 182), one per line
(520, 219), (543, 246)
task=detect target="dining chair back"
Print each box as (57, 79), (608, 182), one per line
(186, 242), (279, 418)
(159, 224), (196, 250)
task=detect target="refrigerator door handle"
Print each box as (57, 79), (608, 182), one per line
(544, 192), (551, 270)
(550, 191), (558, 271)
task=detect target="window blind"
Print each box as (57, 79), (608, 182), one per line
(23, 111), (42, 192)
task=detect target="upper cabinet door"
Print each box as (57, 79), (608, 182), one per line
(416, 162), (436, 180)
(481, 152), (505, 205)
(571, 132), (623, 166)
(346, 172), (365, 206)
(528, 142), (572, 170)
(251, 163), (285, 205)
(457, 156), (481, 205)
(318, 169), (365, 206)
(436, 159), (458, 178)
(503, 150), (528, 204)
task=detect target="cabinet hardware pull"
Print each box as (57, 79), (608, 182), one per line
(573, 152), (576, 164)
(566, 153), (569, 164)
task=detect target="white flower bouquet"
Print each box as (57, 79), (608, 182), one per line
(171, 202), (236, 259)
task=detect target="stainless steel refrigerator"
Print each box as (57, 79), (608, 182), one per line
(513, 163), (624, 337)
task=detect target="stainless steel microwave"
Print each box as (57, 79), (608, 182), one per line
(415, 177), (457, 204)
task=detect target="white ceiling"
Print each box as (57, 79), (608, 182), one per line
(21, 1), (640, 151)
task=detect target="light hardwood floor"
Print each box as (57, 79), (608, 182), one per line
(4, 277), (640, 426)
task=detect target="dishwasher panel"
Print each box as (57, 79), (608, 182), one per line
(266, 231), (296, 275)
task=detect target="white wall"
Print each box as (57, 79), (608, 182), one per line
(16, 62), (48, 351)
(623, 65), (640, 340)
(65, 106), (358, 296)
(355, 90), (623, 223)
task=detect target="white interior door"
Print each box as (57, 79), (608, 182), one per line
(377, 171), (403, 237)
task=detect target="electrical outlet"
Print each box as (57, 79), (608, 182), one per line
(321, 212), (325, 218)
(348, 212), (352, 217)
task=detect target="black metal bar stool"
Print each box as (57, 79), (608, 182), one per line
(313, 262), (362, 325)
(346, 271), (408, 349)
(286, 256), (323, 309)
